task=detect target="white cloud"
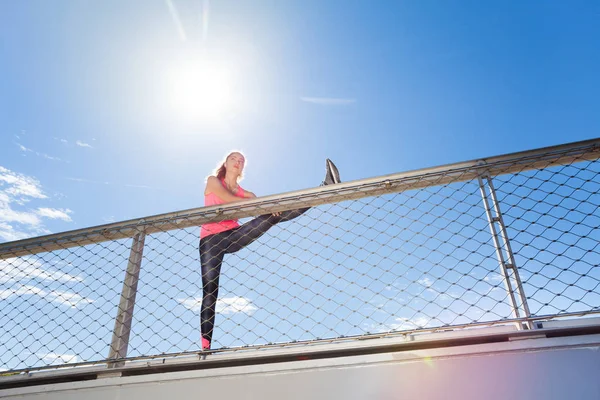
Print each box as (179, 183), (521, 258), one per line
(484, 274), (504, 283)
(41, 153), (63, 161)
(418, 277), (434, 287)
(0, 284), (93, 308)
(75, 140), (92, 148)
(17, 143), (31, 152)
(370, 316), (434, 333)
(0, 222), (49, 242)
(216, 297), (257, 315)
(66, 178), (87, 183)
(0, 166), (72, 242)
(0, 166), (47, 199)
(0, 196), (41, 226)
(0, 222), (30, 242)
(14, 143), (65, 162)
(178, 296), (257, 315)
(414, 278), (463, 302)
(46, 289), (94, 308)
(0, 284), (45, 299)
(177, 297), (203, 313)
(53, 137), (69, 144)
(301, 97), (356, 105)
(37, 352), (80, 364)
(36, 208), (73, 222)
(3, 260), (92, 306)
(0, 257), (84, 284)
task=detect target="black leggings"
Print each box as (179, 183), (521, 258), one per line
(199, 208), (308, 344)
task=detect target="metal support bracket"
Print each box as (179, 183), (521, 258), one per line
(478, 175), (533, 330)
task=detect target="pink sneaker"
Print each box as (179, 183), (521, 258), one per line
(201, 337), (211, 350)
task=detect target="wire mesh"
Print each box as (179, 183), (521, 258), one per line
(0, 239), (131, 371)
(1, 140), (600, 373)
(494, 159), (600, 317)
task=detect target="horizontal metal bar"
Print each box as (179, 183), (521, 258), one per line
(3, 309), (599, 377)
(1, 137), (599, 259)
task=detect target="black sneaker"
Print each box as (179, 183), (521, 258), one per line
(323, 158), (341, 185)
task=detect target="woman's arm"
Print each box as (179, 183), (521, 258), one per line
(209, 181), (278, 216)
(243, 189), (257, 198)
(242, 188), (280, 216)
(205, 176), (247, 203)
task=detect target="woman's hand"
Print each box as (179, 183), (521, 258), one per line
(243, 190), (278, 216)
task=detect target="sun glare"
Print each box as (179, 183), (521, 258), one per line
(167, 61), (234, 123)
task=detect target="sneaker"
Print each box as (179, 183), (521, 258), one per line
(201, 337), (211, 351)
(323, 158), (341, 185)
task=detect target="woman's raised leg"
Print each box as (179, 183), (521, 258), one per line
(222, 208), (309, 254)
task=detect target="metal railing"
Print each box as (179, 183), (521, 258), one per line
(1, 138), (599, 373)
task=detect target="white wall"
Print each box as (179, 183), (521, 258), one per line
(2, 332), (599, 400)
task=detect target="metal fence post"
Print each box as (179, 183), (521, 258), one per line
(107, 230), (146, 367)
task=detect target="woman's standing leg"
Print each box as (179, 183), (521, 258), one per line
(199, 237), (226, 347)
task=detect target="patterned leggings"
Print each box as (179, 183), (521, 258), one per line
(199, 208), (308, 344)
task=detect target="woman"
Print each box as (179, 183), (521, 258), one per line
(199, 151), (340, 350)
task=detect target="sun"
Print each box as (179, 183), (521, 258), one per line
(167, 60), (234, 123)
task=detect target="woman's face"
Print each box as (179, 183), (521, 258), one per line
(225, 153), (245, 175)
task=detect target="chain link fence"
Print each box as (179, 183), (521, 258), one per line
(1, 139), (600, 373)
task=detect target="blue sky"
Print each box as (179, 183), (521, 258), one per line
(1, 1), (600, 370)
(1, 1), (599, 239)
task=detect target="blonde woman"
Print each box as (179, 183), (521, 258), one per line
(199, 152), (340, 350)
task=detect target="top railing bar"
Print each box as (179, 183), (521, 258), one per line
(1, 137), (599, 259)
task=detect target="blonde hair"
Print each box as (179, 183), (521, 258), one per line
(213, 150), (246, 182)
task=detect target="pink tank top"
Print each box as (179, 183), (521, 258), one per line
(200, 178), (245, 238)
